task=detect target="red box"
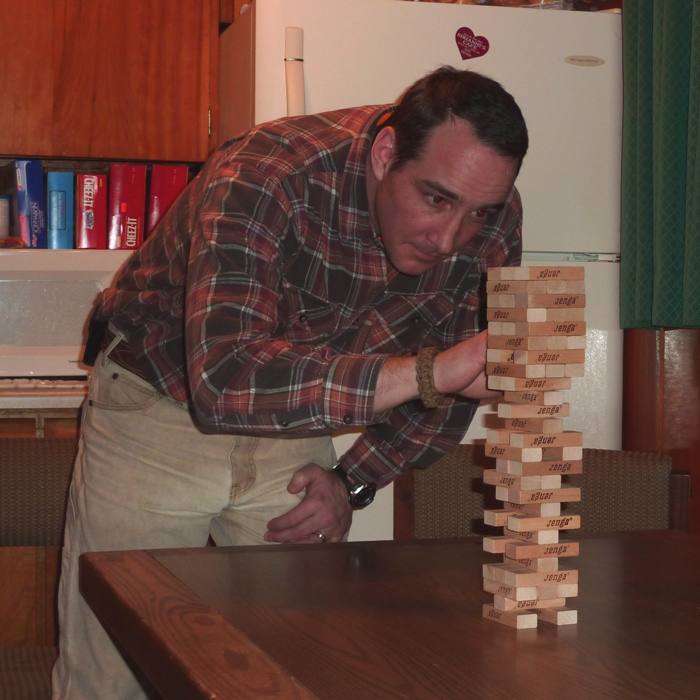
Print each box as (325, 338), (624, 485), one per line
(76, 174), (108, 249)
(108, 164), (147, 250)
(147, 164), (188, 236)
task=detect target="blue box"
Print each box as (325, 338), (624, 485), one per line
(47, 171), (75, 249)
(0, 160), (47, 248)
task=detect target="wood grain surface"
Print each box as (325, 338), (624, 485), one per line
(0, 0), (215, 162)
(81, 532), (700, 700)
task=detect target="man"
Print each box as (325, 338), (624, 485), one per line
(53, 66), (527, 699)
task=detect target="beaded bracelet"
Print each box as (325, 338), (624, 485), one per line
(415, 346), (445, 409)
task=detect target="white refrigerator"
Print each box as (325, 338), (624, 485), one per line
(219, 0), (623, 541)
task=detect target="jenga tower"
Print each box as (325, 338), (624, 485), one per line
(481, 266), (585, 629)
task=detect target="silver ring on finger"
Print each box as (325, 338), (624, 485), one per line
(315, 530), (326, 543)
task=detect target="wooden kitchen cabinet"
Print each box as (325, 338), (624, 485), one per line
(0, 0), (219, 162)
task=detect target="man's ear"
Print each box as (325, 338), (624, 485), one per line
(369, 127), (396, 183)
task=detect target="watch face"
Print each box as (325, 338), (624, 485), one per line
(350, 483), (377, 508)
(333, 464), (376, 509)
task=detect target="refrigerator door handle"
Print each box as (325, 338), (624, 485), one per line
(285, 27), (306, 117)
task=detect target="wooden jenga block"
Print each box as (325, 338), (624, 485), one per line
(484, 444), (542, 462)
(504, 417), (563, 434)
(503, 501), (562, 516)
(512, 349), (586, 365)
(545, 335), (587, 350)
(483, 562), (513, 580)
(486, 334), (536, 350)
(510, 431), (583, 449)
(546, 279), (585, 294)
(483, 578), (578, 610)
(483, 579), (539, 601)
(507, 514), (580, 532)
(482, 605), (538, 629)
(487, 335), (586, 351)
(503, 527), (559, 545)
(493, 321), (586, 336)
(487, 308), (547, 322)
(488, 293), (585, 310)
(542, 446), (583, 461)
(497, 487), (581, 505)
(487, 580), (576, 603)
(498, 402), (569, 418)
(483, 509), (518, 527)
(512, 293), (586, 309)
(484, 470), (561, 491)
(487, 266), (585, 281)
(486, 280), (549, 294)
(534, 606), (578, 625)
(487, 294), (517, 308)
(488, 308), (585, 323)
(499, 566), (578, 588)
(502, 555), (559, 572)
(488, 376), (572, 392)
(497, 459), (583, 476)
(565, 363), (586, 377)
(498, 391), (569, 410)
(486, 428), (516, 445)
(544, 308), (585, 322)
(483, 536), (521, 554)
(505, 540), (580, 560)
(544, 583), (578, 598)
(544, 364), (567, 378)
(487, 349), (515, 363)
(487, 362), (546, 379)
(494, 595), (567, 611)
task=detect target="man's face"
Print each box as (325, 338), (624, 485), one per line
(367, 118), (519, 276)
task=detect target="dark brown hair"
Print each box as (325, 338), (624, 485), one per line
(384, 66), (529, 172)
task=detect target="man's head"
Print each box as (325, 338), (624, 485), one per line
(366, 67), (528, 276)
(385, 66), (528, 174)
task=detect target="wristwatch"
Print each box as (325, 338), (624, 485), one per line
(332, 463), (377, 509)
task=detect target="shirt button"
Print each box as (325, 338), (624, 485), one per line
(299, 314), (308, 323)
(413, 316), (421, 324)
(343, 414), (353, 425)
(280, 419), (289, 428)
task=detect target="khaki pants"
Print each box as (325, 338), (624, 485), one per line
(51, 346), (335, 700)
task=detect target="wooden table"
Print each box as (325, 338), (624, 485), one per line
(80, 531), (700, 700)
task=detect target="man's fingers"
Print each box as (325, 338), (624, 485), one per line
(264, 466), (352, 544)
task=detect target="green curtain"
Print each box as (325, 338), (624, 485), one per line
(621, 1), (700, 327)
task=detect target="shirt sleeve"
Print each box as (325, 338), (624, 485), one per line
(185, 162), (390, 434)
(337, 188), (524, 488)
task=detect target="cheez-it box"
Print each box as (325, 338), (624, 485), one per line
(147, 164), (188, 237)
(76, 174), (108, 249)
(108, 164), (147, 250)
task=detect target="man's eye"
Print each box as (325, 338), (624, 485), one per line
(427, 194), (445, 205)
(474, 209), (489, 219)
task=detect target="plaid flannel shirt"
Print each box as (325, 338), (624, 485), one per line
(98, 105), (522, 488)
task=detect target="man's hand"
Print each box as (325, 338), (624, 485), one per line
(264, 464), (353, 544)
(433, 330), (501, 400)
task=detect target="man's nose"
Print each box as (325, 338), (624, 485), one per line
(427, 218), (461, 256)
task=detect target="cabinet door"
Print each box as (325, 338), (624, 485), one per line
(0, 0), (56, 157)
(0, 0), (217, 162)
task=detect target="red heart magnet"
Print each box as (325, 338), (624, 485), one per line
(455, 27), (489, 60)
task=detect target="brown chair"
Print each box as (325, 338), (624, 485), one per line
(0, 437), (77, 700)
(394, 444), (691, 540)
(562, 448), (690, 532)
